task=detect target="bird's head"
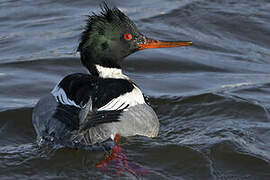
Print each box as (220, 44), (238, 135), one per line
(78, 3), (192, 76)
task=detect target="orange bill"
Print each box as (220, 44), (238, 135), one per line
(138, 37), (192, 50)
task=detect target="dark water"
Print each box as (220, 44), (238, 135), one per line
(1, 0), (270, 179)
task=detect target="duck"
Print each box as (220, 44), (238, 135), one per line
(32, 3), (192, 149)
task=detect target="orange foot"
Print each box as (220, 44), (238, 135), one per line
(96, 134), (149, 176)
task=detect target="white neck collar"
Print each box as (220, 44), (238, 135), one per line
(95, 65), (129, 79)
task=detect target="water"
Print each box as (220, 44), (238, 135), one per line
(1, 0), (270, 179)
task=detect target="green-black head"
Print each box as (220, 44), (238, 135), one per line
(77, 3), (192, 76)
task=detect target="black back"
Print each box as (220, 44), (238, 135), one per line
(58, 73), (134, 109)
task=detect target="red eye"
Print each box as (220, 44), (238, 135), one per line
(124, 33), (132, 40)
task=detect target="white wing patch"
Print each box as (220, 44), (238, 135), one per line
(98, 86), (145, 111)
(51, 83), (146, 112)
(51, 86), (80, 108)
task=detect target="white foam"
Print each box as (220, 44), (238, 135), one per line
(220, 82), (252, 89)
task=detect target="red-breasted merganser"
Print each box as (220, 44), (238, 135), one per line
(32, 4), (192, 149)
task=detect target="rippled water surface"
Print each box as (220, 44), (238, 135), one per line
(1, 0), (270, 179)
